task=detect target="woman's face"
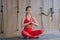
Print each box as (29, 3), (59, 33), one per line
(26, 8), (32, 14)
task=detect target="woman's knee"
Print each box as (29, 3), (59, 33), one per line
(39, 30), (43, 34)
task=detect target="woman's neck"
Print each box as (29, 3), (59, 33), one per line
(26, 13), (31, 16)
(26, 14), (31, 18)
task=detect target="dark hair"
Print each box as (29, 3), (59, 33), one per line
(26, 6), (31, 11)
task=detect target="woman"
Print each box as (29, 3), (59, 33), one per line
(21, 6), (43, 38)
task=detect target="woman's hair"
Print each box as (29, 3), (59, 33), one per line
(26, 6), (31, 11)
(25, 6), (31, 16)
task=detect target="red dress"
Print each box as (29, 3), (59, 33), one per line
(21, 16), (43, 38)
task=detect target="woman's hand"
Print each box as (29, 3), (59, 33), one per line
(31, 16), (39, 26)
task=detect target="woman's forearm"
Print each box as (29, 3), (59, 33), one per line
(24, 22), (31, 26)
(32, 22), (39, 26)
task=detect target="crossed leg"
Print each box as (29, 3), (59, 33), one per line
(21, 30), (43, 38)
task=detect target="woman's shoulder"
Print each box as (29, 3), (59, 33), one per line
(23, 16), (26, 20)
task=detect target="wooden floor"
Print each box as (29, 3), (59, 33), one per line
(0, 31), (60, 40)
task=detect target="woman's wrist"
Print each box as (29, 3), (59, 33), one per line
(32, 22), (35, 24)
